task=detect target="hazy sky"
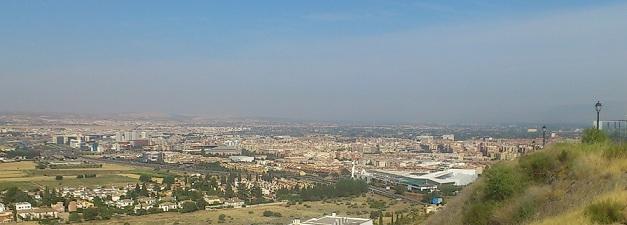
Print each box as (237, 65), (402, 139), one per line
(1, 0), (626, 124)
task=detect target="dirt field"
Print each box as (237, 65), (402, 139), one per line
(0, 161), (139, 190)
(59, 163), (136, 171)
(0, 161), (36, 170)
(81, 194), (417, 225)
(0, 162), (421, 225)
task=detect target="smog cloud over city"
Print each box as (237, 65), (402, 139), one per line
(1, 1), (626, 123)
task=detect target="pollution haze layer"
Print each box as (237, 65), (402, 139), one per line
(1, 1), (626, 124)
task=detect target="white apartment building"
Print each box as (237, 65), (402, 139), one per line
(15, 202), (32, 211)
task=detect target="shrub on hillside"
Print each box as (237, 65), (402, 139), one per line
(484, 165), (525, 201)
(462, 202), (495, 225)
(585, 200), (625, 224)
(519, 152), (559, 184)
(582, 128), (608, 144)
(557, 149), (573, 163)
(262, 210), (282, 217)
(512, 198), (536, 223)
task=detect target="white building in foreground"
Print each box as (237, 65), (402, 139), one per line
(290, 213), (373, 225)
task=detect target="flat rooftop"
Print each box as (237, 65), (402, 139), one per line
(296, 214), (372, 225)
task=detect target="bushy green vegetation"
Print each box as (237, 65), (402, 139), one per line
(426, 140), (627, 225)
(196, 162), (239, 172)
(585, 200), (626, 224)
(276, 178), (368, 202)
(5, 147), (40, 159)
(179, 201), (199, 213)
(603, 144), (627, 159)
(438, 184), (462, 196)
(581, 128), (609, 144)
(2, 187), (33, 204)
(162, 175), (175, 185)
(218, 214), (226, 223)
(367, 198), (387, 210)
(76, 174), (97, 178)
(262, 210), (282, 217)
(139, 174), (152, 183)
(462, 202), (495, 225)
(511, 196), (538, 224)
(519, 151), (561, 183)
(68, 212), (81, 222)
(36, 162), (103, 169)
(461, 142), (614, 224)
(460, 162), (534, 225)
(484, 164), (525, 201)
(83, 207), (114, 221)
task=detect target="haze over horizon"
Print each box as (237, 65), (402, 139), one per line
(1, 1), (626, 124)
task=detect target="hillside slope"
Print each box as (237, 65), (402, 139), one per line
(423, 142), (627, 225)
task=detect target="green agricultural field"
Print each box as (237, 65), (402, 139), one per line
(0, 161), (148, 190)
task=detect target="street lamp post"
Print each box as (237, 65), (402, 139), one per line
(595, 101), (603, 130)
(542, 125), (547, 148)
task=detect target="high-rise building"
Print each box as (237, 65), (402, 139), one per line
(131, 131), (139, 141)
(140, 131), (148, 139)
(442, 134), (455, 141)
(52, 136), (65, 144)
(115, 132), (124, 142)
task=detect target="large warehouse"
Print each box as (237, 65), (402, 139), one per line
(361, 169), (479, 190)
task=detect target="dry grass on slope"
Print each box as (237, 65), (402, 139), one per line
(529, 190), (627, 225)
(421, 142), (627, 225)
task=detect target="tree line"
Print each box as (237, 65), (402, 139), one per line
(276, 178), (368, 202)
